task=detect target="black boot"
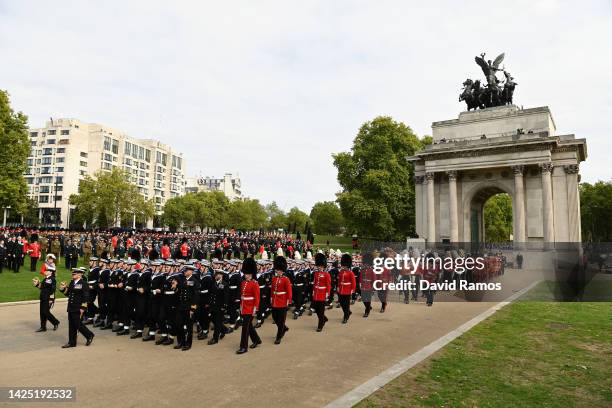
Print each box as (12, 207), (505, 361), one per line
(197, 331), (208, 340)
(130, 331), (142, 339)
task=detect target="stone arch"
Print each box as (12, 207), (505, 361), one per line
(462, 180), (514, 244)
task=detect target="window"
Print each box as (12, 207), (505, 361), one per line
(47, 129), (56, 135)
(80, 152), (87, 158)
(57, 148), (65, 153)
(27, 159), (33, 166)
(80, 161), (87, 167)
(31, 141), (37, 147)
(38, 195), (49, 203)
(156, 151), (167, 166)
(46, 139), (56, 144)
(55, 176), (63, 184)
(41, 157), (52, 165)
(30, 132), (38, 137)
(145, 149), (151, 163)
(104, 136), (111, 151)
(39, 176), (52, 184)
(55, 186), (63, 192)
(103, 162), (112, 170)
(56, 157), (64, 163)
(58, 139), (69, 145)
(41, 167), (51, 174)
(56, 167), (64, 173)
(40, 186), (50, 193)
(125, 141), (132, 156)
(104, 153), (112, 162)
(61, 129), (69, 135)
(43, 148), (53, 155)
(26, 177), (34, 185)
(55, 196), (62, 202)
(79, 170), (87, 176)
(112, 139), (119, 154)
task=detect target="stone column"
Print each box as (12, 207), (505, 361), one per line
(564, 164), (580, 242)
(425, 172), (436, 243)
(447, 170), (459, 243)
(511, 165), (526, 244)
(414, 175), (425, 237)
(540, 163), (555, 244)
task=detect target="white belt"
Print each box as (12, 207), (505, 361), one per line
(273, 291), (286, 295)
(88, 280), (97, 284)
(315, 286), (327, 289)
(229, 286), (237, 289)
(164, 291), (175, 295)
(151, 290), (158, 294)
(340, 282), (352, 285)
(200, 290), (209, 293)
(295, 283), (304, 286)
(242, 297), (254, 300)
(126, 286), (133, 290)
(259, 285), (266, 288)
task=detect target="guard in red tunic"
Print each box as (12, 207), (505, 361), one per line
(337, 253), (356, 324)
(180, 238), (190, 260)
(270, 256), (292, 344)
(311, 253), (331, 332)
(359, 252), (375, 317)
(237, 257), (262, 354)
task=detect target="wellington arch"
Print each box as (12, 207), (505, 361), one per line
(408, 105), (587, 246)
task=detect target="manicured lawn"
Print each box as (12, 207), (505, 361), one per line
(312, 234), (356, 252)
(0, 259), (85, 303)
(357, 301), (612, 408)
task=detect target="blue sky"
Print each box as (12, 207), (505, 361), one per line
(1, 0), (610, 212)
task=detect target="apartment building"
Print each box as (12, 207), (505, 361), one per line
(185, 173), (242, 200)
(25, 118), (185, 228)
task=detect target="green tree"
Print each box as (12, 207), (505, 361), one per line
(265, 201), (287, 230)
(69, 168), (154, 228)
(580, 181), (612, 242)
(0, 90), (30, 214)
(310, 201), (344, 235)
(333, 116), (426, 240)
(483, 193), (513, 243)
(286, 207), (310, 233)
(161, 196), (186, 231)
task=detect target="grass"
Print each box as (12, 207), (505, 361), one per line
(0, 258), (85, 303)
(312, 234), (356, 252)
(356, 301), (612, 408)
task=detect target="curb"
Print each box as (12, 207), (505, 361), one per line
(325, 280), (541, 408)
(0, 298), (68, 307)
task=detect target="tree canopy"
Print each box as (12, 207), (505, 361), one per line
(69, 168), (155, 228)
(483, 193), (513, 243)
(333, 116), (427, 241)
(580, 181), (612, 242)
(0, 90), (30, 213)
(310, 201), (344, 235)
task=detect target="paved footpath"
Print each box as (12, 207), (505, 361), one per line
(0, 271), (541, 408)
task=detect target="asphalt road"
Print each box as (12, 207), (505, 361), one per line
(0, 270), (540, 408)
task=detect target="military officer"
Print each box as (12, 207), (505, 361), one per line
(236, 257), (261, 354)
(94, 259), (111, 328)
(270, 256), (292, 345)
(197, 261), (214, 340)
(338, 254), (356, 324)
(32, 264), (60, 332)
(144, 260), (164, 341)
(59, 268), (94, 348)
(311, 253), (331, 332)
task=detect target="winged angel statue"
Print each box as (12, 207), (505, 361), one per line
(459, 52), (518, 110)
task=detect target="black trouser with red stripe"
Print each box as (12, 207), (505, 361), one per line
(271, 307), (288, 340)
(339, 294), (351, 320)
(239, 314), (261, 349)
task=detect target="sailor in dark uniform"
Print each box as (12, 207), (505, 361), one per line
(33, 264), (60, 332)
(84, 257), (100, 325)
(94, 259), (111, 328)
(117, 260), (138, 336)
(144, 260), (164, 342)
(227, 261), (242, 329)
(59, 268), (94, 348)
(291, 261), (307, 319)
(197, 261), (214, 340)
(208, 269), (233, 345)
(132, 259), (151, 339)
(174, 264), (200, 350)
(160, 261), (180, 346)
